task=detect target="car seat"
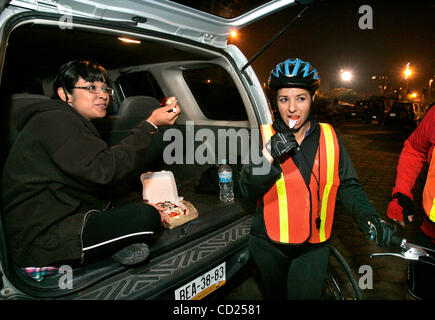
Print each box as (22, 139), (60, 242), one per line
(117, 95), (161, 120)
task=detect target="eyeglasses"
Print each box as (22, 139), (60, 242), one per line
(73, 85), (114, 95)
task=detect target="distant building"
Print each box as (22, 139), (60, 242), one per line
(328, 74), (388, 97)
(364, 74), (389, 97)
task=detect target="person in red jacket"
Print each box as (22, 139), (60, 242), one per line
(387, 104), (435, 299)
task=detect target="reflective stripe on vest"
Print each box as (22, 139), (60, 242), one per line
(318, 123), (339, 241)
(423, 148), (435, 222)
(260, 123), (340, 244)
(261, 125), (290, 242)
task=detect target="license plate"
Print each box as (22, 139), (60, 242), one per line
(175, 262), (226, 300)
(351, 112), (356, 116)
(389, 113), (396, 117)
(372, 115), (377, 119)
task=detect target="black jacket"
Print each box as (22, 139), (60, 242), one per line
(239, 118), (379, 243)
(1, 99), (157, 266)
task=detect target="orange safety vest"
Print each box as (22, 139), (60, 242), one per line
(423, 148), (435, 222)
(261, 123), (340, 244)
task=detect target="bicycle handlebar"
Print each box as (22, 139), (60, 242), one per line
(371, 235), (435, 265)
(390, 235), (404, 248)
(367, 220), (435, 264)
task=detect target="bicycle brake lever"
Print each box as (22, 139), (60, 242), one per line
(403, 247), (429, 260)
(370, 252), (406, 259)
(370, 247), (429, 261)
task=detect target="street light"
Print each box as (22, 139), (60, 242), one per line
(339, 69), (352, 88)
(403, 65), (412, 79)
(429, 79), (433, 101)
(403, 63), (412, 93)
(341, 70), (352, 82)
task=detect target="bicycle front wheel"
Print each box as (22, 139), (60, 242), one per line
(322, 245), (363, 300)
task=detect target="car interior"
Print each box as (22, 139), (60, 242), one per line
(0, 20), (257, 298)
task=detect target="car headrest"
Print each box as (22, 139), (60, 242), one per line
(118, 96), (161, 119)
(5, 93), (50, 128)
(8, 93), (50, 110)
(0, 94), (51, 159)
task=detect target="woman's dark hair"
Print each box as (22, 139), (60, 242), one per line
(53, 60), (108, 99)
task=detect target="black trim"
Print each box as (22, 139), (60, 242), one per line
(0, 269), (3, 291)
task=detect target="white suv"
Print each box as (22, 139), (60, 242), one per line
(0, 0), (297, 300)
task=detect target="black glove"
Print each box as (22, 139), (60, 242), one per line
(366, 216), (396, 247)
(266, 132), (297, 159)
(391, 192), (415, 219)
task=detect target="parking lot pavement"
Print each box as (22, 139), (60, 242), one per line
(331, 122), (423, 300)
(223, 122), (424, 300)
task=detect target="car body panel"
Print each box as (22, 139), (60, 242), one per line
(8, 0), (296, 48)
(384, 101), (417, 128)
(342, 102), (365, 122)
(362, 100), (386, 123)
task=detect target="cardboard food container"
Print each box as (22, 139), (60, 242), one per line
(140, 171), (198, 229)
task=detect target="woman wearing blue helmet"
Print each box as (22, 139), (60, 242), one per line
(239, 58), (396, 299)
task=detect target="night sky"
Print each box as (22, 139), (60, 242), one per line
(230, 0), (434, 94)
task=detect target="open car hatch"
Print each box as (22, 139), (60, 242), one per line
(8, 0), (297, 47)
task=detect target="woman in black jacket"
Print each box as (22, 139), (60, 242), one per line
(239, 58), (396, 299)
(1, 60), (180, 267)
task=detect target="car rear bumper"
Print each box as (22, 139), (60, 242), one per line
(65, 215), (253, 300)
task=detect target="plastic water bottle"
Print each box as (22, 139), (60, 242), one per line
(218, 160), (234, 203)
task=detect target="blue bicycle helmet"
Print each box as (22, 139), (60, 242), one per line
(268, 58), (320, 93)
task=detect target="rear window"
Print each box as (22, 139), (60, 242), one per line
(392, 103), (411, 111)
(183, 65), (248, 121)
(368, 101), (383, 109)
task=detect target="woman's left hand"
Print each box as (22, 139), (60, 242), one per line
(146, 96), (181, 126)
